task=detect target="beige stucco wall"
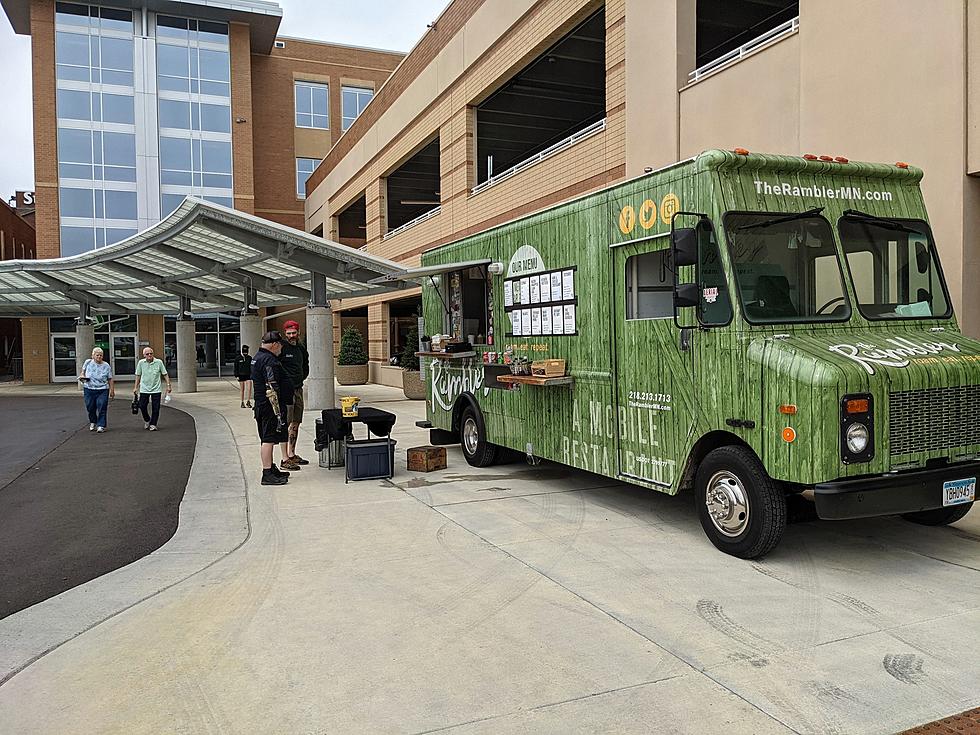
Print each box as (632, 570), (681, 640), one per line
(679, 34), (800, 159)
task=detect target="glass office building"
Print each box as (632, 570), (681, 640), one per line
(54, 1), (233, 256)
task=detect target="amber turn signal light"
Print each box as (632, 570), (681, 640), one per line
(845, 398), (870, 414)
(778, 404), (798, 415)
(782, 427), (797, 443)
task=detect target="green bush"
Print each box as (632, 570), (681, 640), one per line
(400, 323), (420, 372)
(338, 326), (367, 365)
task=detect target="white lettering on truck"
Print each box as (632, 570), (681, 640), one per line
(828, 337), (961, 375)
(754, 180), (893, 202)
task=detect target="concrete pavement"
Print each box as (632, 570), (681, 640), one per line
(0, 379), (977, 734)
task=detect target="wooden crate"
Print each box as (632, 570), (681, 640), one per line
(407, 445), (447, 472)
(531, 359), (566, 377)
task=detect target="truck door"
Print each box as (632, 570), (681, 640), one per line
(613, 240), (695, 487)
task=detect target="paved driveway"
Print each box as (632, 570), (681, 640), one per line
(0, 381), (976, 734)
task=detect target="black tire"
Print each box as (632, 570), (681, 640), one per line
(902, 502), (973, 526)
(695, 445), (786, 559)
(459, 405), (498, 467)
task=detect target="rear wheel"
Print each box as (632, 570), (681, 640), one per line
(459, 406), (498, 467)
(902, 502), (973, 526)
(695, 446), (786, 559)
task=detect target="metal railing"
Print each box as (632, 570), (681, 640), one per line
(470, 118), (607, 196)
(382, 205), (442, 241)
(687, 16), (800, 84)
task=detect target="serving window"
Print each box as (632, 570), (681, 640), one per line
(442, 265), (493, 344)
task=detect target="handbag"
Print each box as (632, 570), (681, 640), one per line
(131, 393), (140, 414)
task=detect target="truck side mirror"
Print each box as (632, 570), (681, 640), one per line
(672, 228), (698, 267)
(674, 282), (699, 309)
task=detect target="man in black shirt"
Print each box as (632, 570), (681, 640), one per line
(278, 319), (310, 471)
(250, 331), (290, 486)
(234, 345), (253, 409)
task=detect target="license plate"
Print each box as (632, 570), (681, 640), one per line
(942, 477), (976, 506)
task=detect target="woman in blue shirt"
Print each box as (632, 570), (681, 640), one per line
(78, 347), (115, 432)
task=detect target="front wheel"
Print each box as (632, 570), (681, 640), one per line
(695, 446), (786, 559)
(459, 406), (498, 467)
(902, 502), (973, 526)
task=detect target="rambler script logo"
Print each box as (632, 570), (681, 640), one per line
(754, 180), (894, 202)
(828, 337), (961, 375)
(507, 244), (545, 278)
(430, 359), (485, 411)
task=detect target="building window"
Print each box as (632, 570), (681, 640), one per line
(54, 2), (138, 253)
(296, 158), (320, 199)
(295, 81), (328, 129)
(156, 15), (233, 220)
(341, 86), (373, 131)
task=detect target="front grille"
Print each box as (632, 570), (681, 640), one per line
(889, 385), (980, 456)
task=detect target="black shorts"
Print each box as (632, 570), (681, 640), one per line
(237, 376), (251, 383)
(255, 406), (287, 444)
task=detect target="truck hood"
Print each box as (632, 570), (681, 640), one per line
(748, 328), (980, 392)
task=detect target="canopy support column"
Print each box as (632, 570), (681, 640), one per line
(75, 303), (94, 387)
(305, 272), (335, 411)
(176, 296), (197, 393)
(240, 287), (261, 356)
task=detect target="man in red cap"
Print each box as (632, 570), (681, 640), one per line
(278, 319), (310, 470)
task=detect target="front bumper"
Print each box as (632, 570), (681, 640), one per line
(814, 461), (980, 520)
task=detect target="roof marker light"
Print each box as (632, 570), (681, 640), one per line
(835, 156), (849, 163)
(803, 154), (818, 161)
(734, 148), (750, 156)
(819, 155), (834, 162)
(896, 161), (910, 169)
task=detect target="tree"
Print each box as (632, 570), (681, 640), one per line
(338, 326), (367, 366)
(400, 323), (420, 372)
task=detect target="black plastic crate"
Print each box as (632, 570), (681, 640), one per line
(346, 438), (396, 482)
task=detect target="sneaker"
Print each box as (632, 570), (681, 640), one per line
(96, 427), (105, 433)
(261, 469), (288, 486)
(280, 458), (301, 471)
(271, 464), (290, 477)
(149, 425), (158, 431)
(246, 400), (252, 408)
(291, 454), (310, 466)
(89, 423), (95, 431)
(144, 421), (150, 430)
(241, 401), (246, 408)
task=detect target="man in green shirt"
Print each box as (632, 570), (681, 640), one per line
(134, 347), (172, 431)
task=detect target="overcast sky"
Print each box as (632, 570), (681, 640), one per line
(0, 0), (448, 199)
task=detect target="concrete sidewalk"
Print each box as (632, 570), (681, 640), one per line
(0, 379), (977, 734)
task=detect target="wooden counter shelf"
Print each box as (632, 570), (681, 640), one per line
(497, 374), (574, 387)
(415, 351), (477, 359)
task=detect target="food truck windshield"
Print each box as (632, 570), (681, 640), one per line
(838, 214), (952, 320)
(723, 210), (851, 324)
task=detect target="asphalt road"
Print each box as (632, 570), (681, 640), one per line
(0, 395), (196, 618)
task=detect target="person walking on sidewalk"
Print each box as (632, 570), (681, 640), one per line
(79, 347), (114, 433)
(278, 320), (310, 471)
(134, 347), (172, 431)
(235, 345), (253, 408)
(251, 331), (291, 486)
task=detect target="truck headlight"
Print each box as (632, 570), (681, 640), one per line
(845, 422), (869, 454)
(840, 393), (874, 463)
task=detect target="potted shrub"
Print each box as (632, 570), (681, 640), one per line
(337, 325), (368, 385)
(401, 323), (426, 400)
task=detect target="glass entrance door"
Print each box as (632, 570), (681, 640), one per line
(50, 335), (78, 382)
(111, 334), (138, 379)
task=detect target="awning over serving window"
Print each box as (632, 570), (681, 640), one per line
(368, 259), (491, 284)
(0, 197), (410, 318)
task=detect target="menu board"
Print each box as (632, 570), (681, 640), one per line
(503, 265), (578, 336)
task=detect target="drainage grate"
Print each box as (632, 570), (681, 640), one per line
(889, 384), (980, 456)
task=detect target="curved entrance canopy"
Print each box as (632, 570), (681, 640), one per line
(0, 198), (409, 317)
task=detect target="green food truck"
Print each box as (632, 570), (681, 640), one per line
(402, 149), (980, 558)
